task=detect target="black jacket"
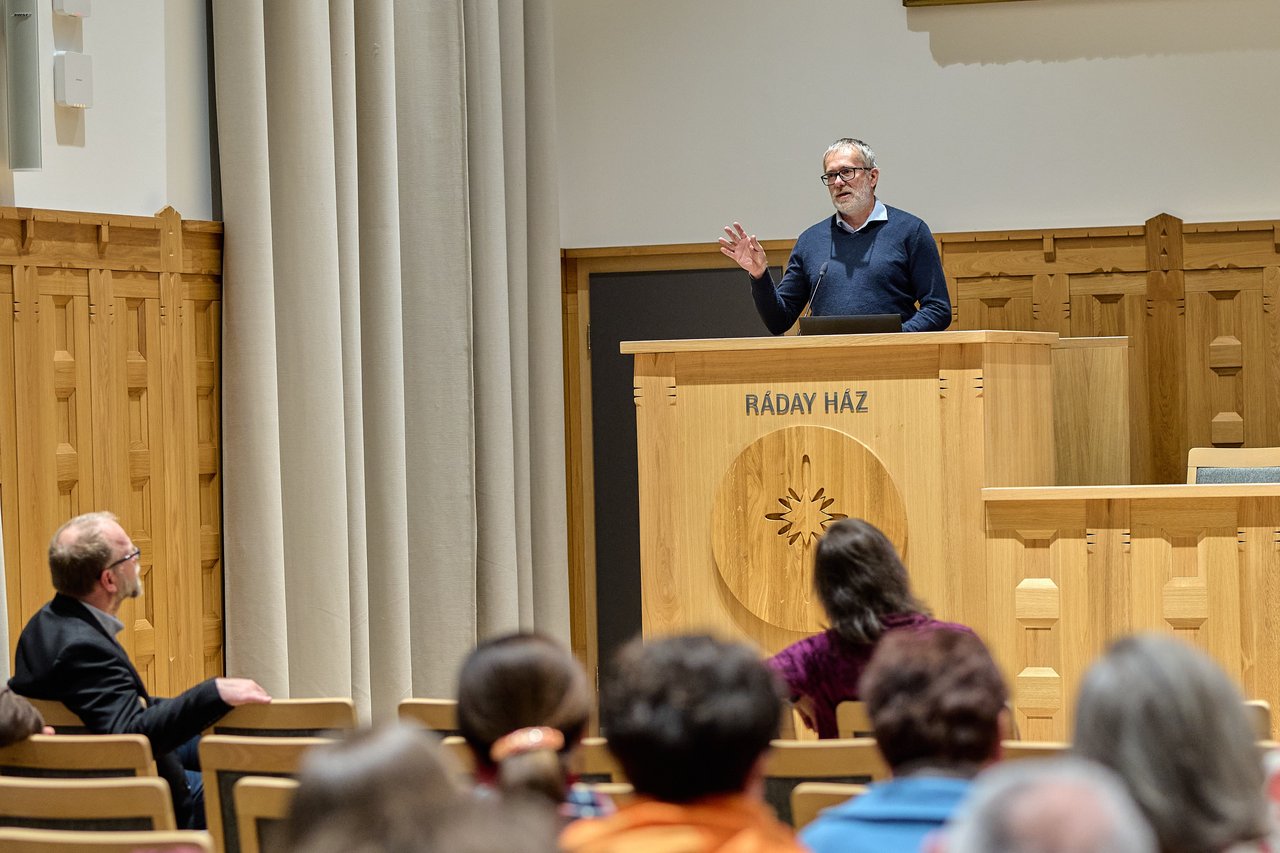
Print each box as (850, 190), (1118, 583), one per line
(9, 593), (231, 827)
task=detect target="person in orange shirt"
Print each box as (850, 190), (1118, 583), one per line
(560, 634), (805, 853)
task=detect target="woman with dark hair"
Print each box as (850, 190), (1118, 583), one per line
(456, 632), (608, 819)
(768, 518), (974, 738)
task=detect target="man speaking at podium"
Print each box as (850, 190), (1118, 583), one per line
(720, 137), (952, 334)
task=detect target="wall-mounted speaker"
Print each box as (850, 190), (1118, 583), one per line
(5, 0), (42, 170)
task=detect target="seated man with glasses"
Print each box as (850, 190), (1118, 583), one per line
(8, 511), (271, 829)
(720, 137), (952, 334)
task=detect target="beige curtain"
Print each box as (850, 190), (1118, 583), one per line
(211, 0), (567, 720)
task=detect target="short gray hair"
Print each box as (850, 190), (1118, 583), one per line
(946, 757), (1156, 853)
(48, 511), (119, 597)
(824, 137), (877, 170)
(1073, 633), (1268, 853)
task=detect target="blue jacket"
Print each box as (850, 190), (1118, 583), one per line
(800, 775), (972, 853)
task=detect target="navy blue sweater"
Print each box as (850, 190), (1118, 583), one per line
(750, 206), (952, 334)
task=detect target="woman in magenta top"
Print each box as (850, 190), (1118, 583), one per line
(768, 518), (974, 739)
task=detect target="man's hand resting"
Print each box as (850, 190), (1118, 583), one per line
(215, 677), (272, 706)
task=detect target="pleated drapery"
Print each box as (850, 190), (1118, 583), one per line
(211, 0), (568, 720)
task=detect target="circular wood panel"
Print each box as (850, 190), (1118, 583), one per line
(710, 425), (908, 633)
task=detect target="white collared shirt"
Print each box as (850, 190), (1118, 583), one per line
(835, 199), (888, 235)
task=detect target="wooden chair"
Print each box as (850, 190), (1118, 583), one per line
(207, 698), (357, 737)
(233, 776), (298, 853)
(0, 733), (156, 778)
(397, 698), (459, 736)
(0, 828), (214, 852)
(763, 738), (890, 826)
(582, 781), (635, 808)
(790, 781), (866, 830)
(21, 699), (89, 734)
(1245, 699), (1272, 741)
(199, 734), (331, 853)
(572, 736), (628, 783)
(834, 701), (874, 738)
(1000, 740), (1069, 761)
(0, 776), (176, 831)
(1187, 447), (1280, 484)
(440, 735), (475, 780)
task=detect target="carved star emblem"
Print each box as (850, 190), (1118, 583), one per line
(765, 487), (846, 546)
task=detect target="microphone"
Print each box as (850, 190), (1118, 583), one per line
(802, 262), (830, 318)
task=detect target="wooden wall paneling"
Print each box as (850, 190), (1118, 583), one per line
(985, 500), (1092, 740)
(562, 257), (597, 684)
(954, 275), (1036, 331)
(1184, 269), (1265, 449)
(89, 267), (164, 692)
(0, 264), (16, 648)
(1129, 500), (1243, 679)
(1143, 214), (1187, 484)
(10, 263), (51, 631)
(2, 207), (223, 694)
(189, 283), (225, 679)
(1066, 272), (1150, 483)
(1050, 338), (1130, 486)
(1267, 265), (1280, 450)
(1238, 497), (1280, 735)
(1033, 272), (1070, 335)
(159, 207), (201, 695)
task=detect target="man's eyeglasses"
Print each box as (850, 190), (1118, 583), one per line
(820, 167), (873, 186)
(105, 548), (141, 571)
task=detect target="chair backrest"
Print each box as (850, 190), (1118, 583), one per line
(397, 698), (459, 736)
(763, 738), (890, 826)
(1000, 740), (1069, 761)
(1245, 699), (1272, 741)
(439, 735), (476, 781)
(1187, 447), (1280, 484)
(207, 698), (358, 737)
(582, 781), (635, 809)
(0, 828), (214, 852)
(0, 776), (176, 831)
(21, 699), (89, 734)
(0, 734), (156, 779)
(233, 776), (298, 853)
(790, 781), (867, 830)
(834, 701), (874, 738)
(199, 734), (331, 853)
(571, 737), (628, 784)
(437, 734), (626, 785)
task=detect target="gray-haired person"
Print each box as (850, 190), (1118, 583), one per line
(944, 757), (1156, 853)
(1073, 633), (1268, 853)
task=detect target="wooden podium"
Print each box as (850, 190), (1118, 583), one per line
(622, 331), (1125, 659)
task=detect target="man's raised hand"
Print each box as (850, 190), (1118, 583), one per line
(719, 222), (768, 278)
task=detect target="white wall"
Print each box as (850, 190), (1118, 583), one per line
(5, 0), (213, 220)
(553, 0), (1280, 247)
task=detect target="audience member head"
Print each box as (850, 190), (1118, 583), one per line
(1073, 633), (1267, 853)
(0, 687), (49, 746)
(813, 518), (927, 645)
(602, 634), (784, 803)
(944, 756), (1156, 853)
(279, 723), (460, 853)
(425, 796), (561, 853)
(456, 632), (590, 804)
(47, 511), (142, 608)
(860, 627), (1007, 776)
